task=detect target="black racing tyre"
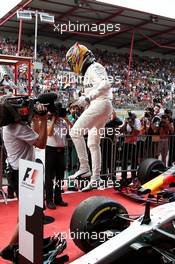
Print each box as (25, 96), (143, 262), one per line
(137, 158), (166, 185)
(70, 195), (130, 252)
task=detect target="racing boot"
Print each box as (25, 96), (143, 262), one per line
(68, 167), (91, 181)
(81, 176), (102, 192)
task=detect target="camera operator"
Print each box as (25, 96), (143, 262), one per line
(158, 114), (174, 166)
(146, 106), (162, 159)
(165, 109), (175, 166)
(0, 101), (48, 261)
(119, 111), (141, 186)
(45, 107), (69, 209)
(141, 108), (154, 134)
(139, 107), (155, 161)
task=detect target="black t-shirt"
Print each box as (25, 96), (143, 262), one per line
(105, 118), (123, 129)
(105, 118), (123, 139)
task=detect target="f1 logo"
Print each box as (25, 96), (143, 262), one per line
(23, 167), (38, 186)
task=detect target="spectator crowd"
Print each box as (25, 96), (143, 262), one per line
(0, 37), (175, 109)
(1, 36), (175, 181)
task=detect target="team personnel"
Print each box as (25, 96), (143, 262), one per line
(0, 102), (48, 261)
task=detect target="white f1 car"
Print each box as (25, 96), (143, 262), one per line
(70, 194), (175, 264)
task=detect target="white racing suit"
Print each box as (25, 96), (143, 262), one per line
(70, 62), (113, 182)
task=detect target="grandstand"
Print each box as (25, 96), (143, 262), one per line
(0, 0), (175, 111)
(1, 0), (175, 56)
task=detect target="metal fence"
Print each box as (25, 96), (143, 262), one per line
(1, 134), (175, 202)
(114, 134), (175, 171)
(64, 134), (175, 180)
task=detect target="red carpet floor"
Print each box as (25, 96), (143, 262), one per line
(0, 188), (149, 263)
